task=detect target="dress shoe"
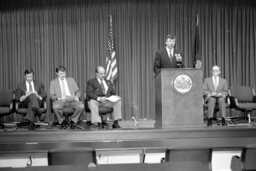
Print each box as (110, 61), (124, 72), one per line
(60, 121), (67, 129)
(28, 121), (35, 130)
(70, 121), (75, 129)
(112, 120), (121, 129)
(47, 122), (53, 129)
(207, 118), (212, 127)
(222, 118), (227, 126)
(97, 123), (103, 129)
(102, 121), (109, 129)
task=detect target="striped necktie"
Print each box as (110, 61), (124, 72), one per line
(29, 82), (33, 92)
(100, 80), (106, 94)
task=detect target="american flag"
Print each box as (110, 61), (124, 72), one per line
(193, 15), (202, 69)
(105, 15), (117, 82)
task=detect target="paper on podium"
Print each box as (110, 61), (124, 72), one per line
(106, 95), (122, 102)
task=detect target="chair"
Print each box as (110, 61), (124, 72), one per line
(48, 147), (96, 165)
(230, 147), (256, 171)
(203, 95), (231, 125)
(229, 86), (256, 125)
(15, 98), (47, 128)
(50, 99), (84, 129)
(241, 147), (256, 171)
(84, 93), (113, 129)
(0, 90), (14, 128)
(165, 148), (212, 171)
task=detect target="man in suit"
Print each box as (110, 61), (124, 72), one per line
(203, 65), (229, 126)
(50, 65), (84, 129)
(15, 68), (47, 130)
(153, 33), (184, 75)
(86, 66), (122, 129)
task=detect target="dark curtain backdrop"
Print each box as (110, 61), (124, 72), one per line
(0, 0), (256, 120)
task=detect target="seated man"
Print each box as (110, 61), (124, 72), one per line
(86, 66), (122, 129)
(203, 65), (229, 126)
(50, 65), (84, 129)
(15, 68), (47, 130)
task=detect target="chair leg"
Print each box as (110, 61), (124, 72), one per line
(0, 122), (5, 129)
(248, 112), (251, 126)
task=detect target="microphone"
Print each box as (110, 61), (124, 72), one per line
(175, 52), (182, 68)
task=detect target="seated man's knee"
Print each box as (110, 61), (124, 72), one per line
(208, 97), (216, 104)
(218, 97), (225, 103)
(88, 99), (99, 107)
(53, 103), (63, 111)
(77, 102), (84, 110)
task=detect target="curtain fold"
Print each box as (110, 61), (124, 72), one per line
(0, 0), (256, 120)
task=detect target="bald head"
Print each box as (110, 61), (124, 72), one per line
(96, 66), (105, 80)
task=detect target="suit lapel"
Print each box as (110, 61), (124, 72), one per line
(33, 80), (38, 91)
(22, 81), (27, 92)
(95, 78), (101, 89)
(55, 79), (62, 97)
(208, 78), (215, 91)
(164, 48), (172, 62)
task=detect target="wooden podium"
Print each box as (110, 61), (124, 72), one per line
(155, 68), (204, 128)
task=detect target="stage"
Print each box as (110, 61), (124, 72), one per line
(0, 120), (256, 153)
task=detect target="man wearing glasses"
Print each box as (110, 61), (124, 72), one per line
(203, 65), (229, 126)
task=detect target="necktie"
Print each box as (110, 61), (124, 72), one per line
(169, 48), (173, 62)
(213, 77), (218, 91)
(61, 80), (66, 98)
(100, 80), (106, 94)
(29, 82), (33, 92)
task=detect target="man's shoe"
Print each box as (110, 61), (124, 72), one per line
(112, 120), (121, 129)
(207, 118), (212, 127)
(222, 118), (227, 126)
(102, 121), (108, 129)
(60, 121), (67, 129)
(97, 123), (103, 129)
(70, 121), (75, 129)
(28, 121), (35, 130)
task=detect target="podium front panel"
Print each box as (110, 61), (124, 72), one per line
(155, 68), (203, 128)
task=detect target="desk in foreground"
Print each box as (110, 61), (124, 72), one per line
(0, 162), (211, 171)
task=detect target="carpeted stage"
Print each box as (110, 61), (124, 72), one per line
(1, 120), (256, 153)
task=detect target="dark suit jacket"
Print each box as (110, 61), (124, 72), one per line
(203, 77), (229, 97)
(15, 80), (47, 102)
(86, 78), (115, 100)
(153, 47), (184, 75)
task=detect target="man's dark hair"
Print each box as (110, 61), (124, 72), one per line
(24, 68), (34, 76)
(56, 65), (66, 73)
(166, 33), (176, 40)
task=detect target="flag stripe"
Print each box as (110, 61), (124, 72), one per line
(105, 15), (117, 83)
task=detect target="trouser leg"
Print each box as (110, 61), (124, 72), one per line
(88, 99), (101, 123)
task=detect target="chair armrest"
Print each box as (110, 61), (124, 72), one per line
(9, 102), (13, 111)
(15, 100), (20, 111)
(226, 96), (231, 105)
(84, 99), (90, 113)
(230, 96), (239, 108)
(43, 101), (47, 109)
(253, 95), (256, 103)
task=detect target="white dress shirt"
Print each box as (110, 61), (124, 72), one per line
(59, 78), (71, 98)
(97, 78), (108, 94)
(26, 81), (35, 92)
(212, 76), (219, 91)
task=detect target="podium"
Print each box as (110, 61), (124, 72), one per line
(155, 68), (204, 128)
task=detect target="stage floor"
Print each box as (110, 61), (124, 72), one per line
(0, 119), (256, 153)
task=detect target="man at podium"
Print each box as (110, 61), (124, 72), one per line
(153, 33), (184, 75)
(203, 65), (229, 126)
